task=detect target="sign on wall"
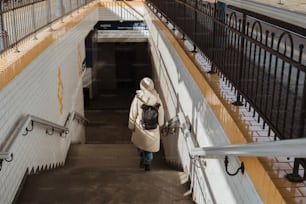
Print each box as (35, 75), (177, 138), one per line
(94, 20), (147, 30)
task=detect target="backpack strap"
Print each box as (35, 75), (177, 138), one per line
(137, 95), (160, 108)
(136, 95), (146, 104)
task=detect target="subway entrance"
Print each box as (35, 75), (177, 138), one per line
(83, 25), (152, 143)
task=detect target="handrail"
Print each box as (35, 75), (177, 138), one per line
(122, 0), (144, 18)
(175, 112), (216, 203)
(189, 131), (306, 179)
(0, 114), (69, 168)
(190, 138), (306, 158)
(72, 111), (89, 125)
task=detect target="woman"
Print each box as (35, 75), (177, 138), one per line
(128, 77), (164, 171)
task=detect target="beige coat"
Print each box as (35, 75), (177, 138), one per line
(128, 89), (164, 152)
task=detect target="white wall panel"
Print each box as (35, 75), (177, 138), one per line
(144, 7), (263, 204)
(0, 8), (99, 204)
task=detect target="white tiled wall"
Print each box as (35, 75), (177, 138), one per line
(144, 6), (263, 204)
(0, 9), (99, 204)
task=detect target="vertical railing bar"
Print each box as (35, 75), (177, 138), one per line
(227, 18), (233, 80)
(282, 62), (293, 137)
(12, 0), (19, 52)
(241, 19), (249, 107)
(31, 0), (37, 39)
(26, 5), (31, 39)
(251, 36), (258, 117)
(264, 33), (275, 119)
(0, 1), (5, 52)
(6, 4), (12, 50)
(245, 24), (253, 105)
(297, 60), (306, 139)
(290, 45), (304, 138)
(231, 19), (238, 82)
(259, 31), (269, 117)
(69, 0), (73, 17)
(282, 35), (295, 139)
(275, 41), (287, 134)
(269, 34), (278, 120)
(233, 20), (240, 85)
(253, 26), (263, 118)
(222, 17), (231, 78)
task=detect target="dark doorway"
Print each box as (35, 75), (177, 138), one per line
(115, 44), (136, 88)
(84, 41), (153, 143)
(89, 42), (152, 108)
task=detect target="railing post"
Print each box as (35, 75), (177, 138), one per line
(12, 0), (20, 52)
(232, 13), (246, 106)
(70, 0), (73, 17)
(0, 1), (8, 51)
(297, 45), (306, 140)
(47, 0), (53, 31)
(56, 0), (65, 22)
(192, 0), (197, 53)
(286, 158), (306, 182)
(31, 0), (38, 40)
(208, 0), (217, 74)
(287, 46), (306, 182)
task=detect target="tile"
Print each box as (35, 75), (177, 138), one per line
(285, 197), (306, 204)
(273, 178), (305, 188)
(298, 187), (306, 197)
(279, 187), (302, 197)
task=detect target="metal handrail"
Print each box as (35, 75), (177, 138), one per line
(190, 138), (306, 158)
(122, 0), (144, 18)
(0, 114), (68, 161)
(72, 111), (89, 125)
(175, 112), (216, 203)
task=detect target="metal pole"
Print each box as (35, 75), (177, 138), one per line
(232, 13), (246, 106)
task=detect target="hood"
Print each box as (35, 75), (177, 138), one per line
(137, 77), (159, 105)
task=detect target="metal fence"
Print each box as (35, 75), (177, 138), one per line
(147, 0), (306, 141)
(0, 0), (94, 53)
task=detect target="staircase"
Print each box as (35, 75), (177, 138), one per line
(16, 88), (194, 204)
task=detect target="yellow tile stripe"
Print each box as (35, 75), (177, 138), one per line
(0, 1), (100, 91)
(0, 1), (145, 91)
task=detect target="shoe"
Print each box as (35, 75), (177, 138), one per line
(144, 164), (151, 171)
(139, 158), (144, 168)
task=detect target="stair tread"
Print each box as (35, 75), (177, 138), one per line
(18, 143), (193, 204)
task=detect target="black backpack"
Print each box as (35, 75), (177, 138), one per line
(140, 103), (160, 130)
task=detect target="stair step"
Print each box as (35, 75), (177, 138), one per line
(18, 144), (194, 204)
(66, 144), (139, 168)
(85, 109), (129, 125)
(85, 126), (131, 144)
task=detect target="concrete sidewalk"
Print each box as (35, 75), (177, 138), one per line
(249, 0), (306, 14)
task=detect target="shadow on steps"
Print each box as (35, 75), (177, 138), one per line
(17, 88), (194, 204)
(17, 144), (194, 204)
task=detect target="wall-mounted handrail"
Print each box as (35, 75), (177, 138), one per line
(175, 112), (216, 203)
(72, 111), (89, 125)
(0, 114), (69, 169)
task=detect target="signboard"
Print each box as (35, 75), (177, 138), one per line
(94, 21), (147, 30)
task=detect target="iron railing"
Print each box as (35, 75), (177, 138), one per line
(147, 0), (306, 141)
(0, 0), (94, 53)
(147, 0), (306, 182)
